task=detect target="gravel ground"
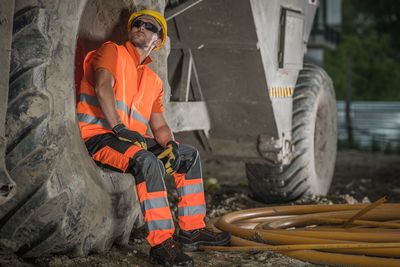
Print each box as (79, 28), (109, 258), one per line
(1, 150), (399, 267)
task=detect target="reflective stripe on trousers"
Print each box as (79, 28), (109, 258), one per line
(84, 134), (206, 246)
(133, 151), (175, 246)
(85, 134), (174, 246)
(173, 144), (206, 231)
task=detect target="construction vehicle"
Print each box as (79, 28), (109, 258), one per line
(0, 0), (337, 258)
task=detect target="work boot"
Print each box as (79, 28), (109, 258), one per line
(150, 238), (194, 267)
(177, 228), (231, 251)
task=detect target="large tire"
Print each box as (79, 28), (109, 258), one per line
(0, 1), (145, 258)
(246, 64), (337, 203)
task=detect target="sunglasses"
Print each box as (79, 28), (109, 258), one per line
(132, 19), (159, 34)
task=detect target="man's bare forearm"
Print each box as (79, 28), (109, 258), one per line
(96, 86), (121, 128)
(94, 69), (121, 129)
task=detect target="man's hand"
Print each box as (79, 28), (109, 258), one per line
(157, 141), (180, 175)
(112, 123), (147, 149)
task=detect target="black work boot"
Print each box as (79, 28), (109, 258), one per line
(177, 228), (231, 251)
(150, 238), (194, 267)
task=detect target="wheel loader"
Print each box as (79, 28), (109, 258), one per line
(0, 0), (336, 258)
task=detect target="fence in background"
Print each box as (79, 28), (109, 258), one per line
(336, 101), (400, 152)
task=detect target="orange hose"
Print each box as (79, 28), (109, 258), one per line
(204, 203), (400, 267)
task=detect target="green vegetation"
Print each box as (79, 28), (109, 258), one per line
(325, 0), (400, 101)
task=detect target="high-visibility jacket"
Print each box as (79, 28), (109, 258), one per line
(77, 41), (164, 141)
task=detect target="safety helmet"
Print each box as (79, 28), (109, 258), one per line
(127, 9), (167, 49)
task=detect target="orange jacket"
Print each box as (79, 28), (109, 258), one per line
(76, 41), (164, 141)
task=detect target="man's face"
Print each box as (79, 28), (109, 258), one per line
(129, 15), (161, 49)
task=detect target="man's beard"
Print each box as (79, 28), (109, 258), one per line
(131, 35), (149, 49)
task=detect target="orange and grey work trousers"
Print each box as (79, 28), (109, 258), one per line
(84, 133), (206, 247)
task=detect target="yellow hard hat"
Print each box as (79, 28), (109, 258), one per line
(127, 9), (167, 49)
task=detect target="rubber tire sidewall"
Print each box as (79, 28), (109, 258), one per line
(2, 1), (143, 257)
(295, 64), (337, 194)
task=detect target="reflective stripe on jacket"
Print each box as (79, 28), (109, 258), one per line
(76, 41), (164, 141)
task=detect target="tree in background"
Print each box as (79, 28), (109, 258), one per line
(325, 0), (400, 101)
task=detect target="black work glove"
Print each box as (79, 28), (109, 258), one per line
(157, 141), (181, 175)
(112, 123), (147, 150)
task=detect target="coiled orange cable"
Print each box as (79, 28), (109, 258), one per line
(204, 197), (400, 267)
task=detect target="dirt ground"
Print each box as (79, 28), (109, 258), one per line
(1, 150), (399, 267)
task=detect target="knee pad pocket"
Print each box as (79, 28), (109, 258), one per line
(129, 151), (166, 192)
(177, 144), (200, 175)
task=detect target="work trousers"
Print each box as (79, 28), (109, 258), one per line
(85, 133), (206, 246)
